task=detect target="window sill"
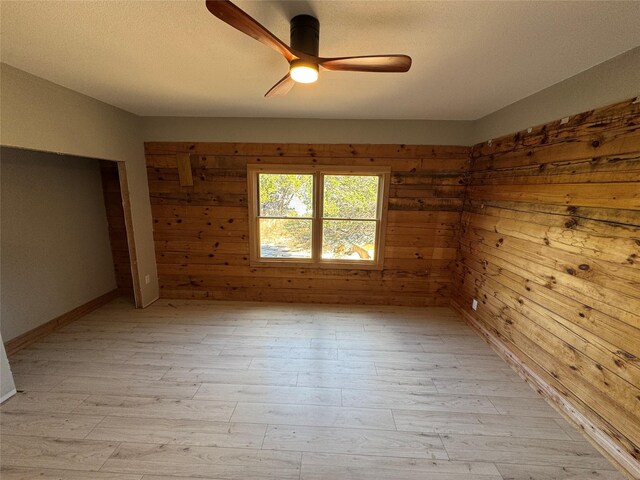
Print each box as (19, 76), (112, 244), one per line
(249, 258), (383, 271)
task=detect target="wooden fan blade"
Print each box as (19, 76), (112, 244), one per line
(265, 74), (296, 97)
(319, 55), (412, 72)
(205, 0), (296, 62)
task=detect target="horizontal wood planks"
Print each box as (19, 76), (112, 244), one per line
(144, 142), (470, 306)
(453, 98), (640, 477)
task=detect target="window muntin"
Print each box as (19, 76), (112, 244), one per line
(248, 165), (389, 269)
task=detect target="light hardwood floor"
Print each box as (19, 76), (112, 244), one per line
(0, 298), (623, 480)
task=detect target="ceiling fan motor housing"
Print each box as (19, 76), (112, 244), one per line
(290, 14), (320, 57)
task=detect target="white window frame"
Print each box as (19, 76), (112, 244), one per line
(247, 164), (390, 270)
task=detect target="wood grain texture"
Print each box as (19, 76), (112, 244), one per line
(175, 153), (194, 187)
(0, 467), (141, 480)
(144, 142), (470, 306)
(263, 424), (448, 458)
(453, 97), (640, 478)
(0, 435), (118, 471)
(0, 298), (621, 478)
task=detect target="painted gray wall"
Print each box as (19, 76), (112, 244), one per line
(472, 47), (640, 143)
(0, 148), (117, 341)
(0, 64), (159, 307)
(142, 117), (474, 145)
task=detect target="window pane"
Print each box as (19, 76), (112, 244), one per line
(259, 218), (312, 258)
(323, 175), (379, 219)
(258, 173), (313, 217)
(322, 220), (377, 261)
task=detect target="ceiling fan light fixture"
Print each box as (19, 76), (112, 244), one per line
(290, 61), (318, 84)
(205, 1), (412, 97)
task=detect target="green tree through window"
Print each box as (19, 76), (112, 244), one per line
(249, 166), (389, 268)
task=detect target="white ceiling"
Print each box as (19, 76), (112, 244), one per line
(1, 1), (639, 120)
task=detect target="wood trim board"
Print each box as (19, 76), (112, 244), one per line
(117, 162), (143, 307)
(4, 289), (120, 357)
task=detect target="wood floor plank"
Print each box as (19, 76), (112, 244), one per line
(329, 339), (430, 352)
(202, 334), (312, 348)
(453, 354), (514, 368)
(231, 326), (337, 339)
(488, 396), (563, 418)
(553, 418), (591, 441)
(42, 331), (207, 344)
(0, 392), (89, 414)
(301, 464), (503, 480)
(342, 389), (499, 414)
(100, 443), (301, 479)
(338, 349), (459, 364)
(130, 324), (237, 335)
(249, 357), (377, 375)
(0, 435), (118, 471)
(35, 335), (115, 350)
(263, 425), (448, 459)
(338, 329), (471, 340)
(231, 402), (396, 430)
(220, 346), (338, 360)
(496, 463), (623, 479)
(301, 452), (501, 475)
(433, 379), (540, 398)
(362, 324), (471, 335)
(194, 384), (340, 406)
(11, 374), (66, 392)
(163, 368), (297, 386)
(109, 340), (222, 356)
(0, 412), (104, 439)
(297, 372), (437, 392)
(86, 416), (266, 448)
(393, 410), (571, 439)
(61, 321), (138, 334)
(441, 434), (616, 469)
(50, 377), (200, 399)
(11, 347), (134, 363)
(422, 342), (498, 356)
(10, 359), (169, 381)
(138, 476), (288, 480)
(186, 317), (273, 327)
(0, 466), (142, 480)
(73, 395), (236, 422)
(375, 362), (517, 381)
(125, 352), (251, 369)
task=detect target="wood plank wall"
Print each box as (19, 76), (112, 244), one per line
(99, 161), (134, 295)
(144, 143), (470, 306)
(452, 98), (640, 470)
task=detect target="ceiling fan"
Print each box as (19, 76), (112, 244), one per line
(205, 0), (412, 97)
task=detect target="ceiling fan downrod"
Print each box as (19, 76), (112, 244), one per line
(290, 14), (319, 57)
(289, 15), (320, 83)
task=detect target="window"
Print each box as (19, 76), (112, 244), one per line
(247, 165), (390, 269)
